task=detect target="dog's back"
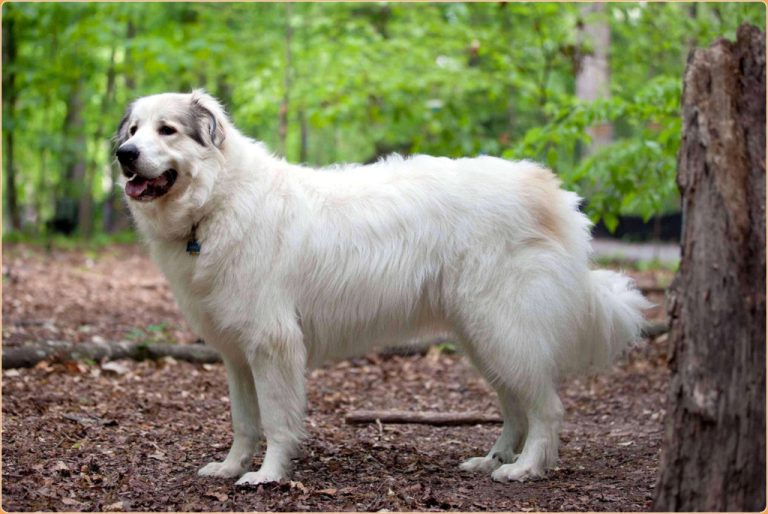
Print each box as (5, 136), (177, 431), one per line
(274, 156), (586, 362)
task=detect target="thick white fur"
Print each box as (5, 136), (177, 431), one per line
(120, 91), (651, 484)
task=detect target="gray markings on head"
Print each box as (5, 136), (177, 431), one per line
(188, 97), (225, 147)
(114, 103), (134, 147)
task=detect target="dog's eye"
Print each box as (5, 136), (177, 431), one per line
(130, 126), (137, 136)
(158, 125), (177, 136)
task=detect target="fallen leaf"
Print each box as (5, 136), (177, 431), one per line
(289, 480), (308, 493)
(34, 360), (52, 371)
(53, 460), (69, 472)
(204, 490), (229, 502)
(63, 360), (88, 374)
(101, 361), (131, 375)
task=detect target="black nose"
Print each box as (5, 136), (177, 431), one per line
(116, 144), (140, 166)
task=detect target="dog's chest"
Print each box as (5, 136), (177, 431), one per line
(150, 242), (219, 339)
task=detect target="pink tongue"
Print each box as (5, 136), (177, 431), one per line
(125, 176), (149, 198)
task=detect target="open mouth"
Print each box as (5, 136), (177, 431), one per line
(125, 169), (178, 201)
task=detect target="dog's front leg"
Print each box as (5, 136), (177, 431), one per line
(199, 356), (261, 478)
(236, 343), (306, 485)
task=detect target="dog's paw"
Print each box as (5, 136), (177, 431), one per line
(460, 449), (520, 473)
(235, 469), (284, 486)
(459, 456), (502, 473)
(198, 461), (244, 478)
(491, 462), (544, 482)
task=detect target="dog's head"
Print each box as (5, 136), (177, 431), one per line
(115, 90), (227, 203)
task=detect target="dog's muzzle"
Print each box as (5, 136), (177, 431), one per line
(117, 144), (140, 175)
(124, 169), (178, 202)
(116, 143), (178, 201)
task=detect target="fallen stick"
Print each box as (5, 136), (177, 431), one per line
(642, 321), (669, 339)
(2, 340), (221, 369)
(639, 285), (668, 295)
(345, 410), (503, 426)
(4, 322), (669, 370)
(379, 336), (453, 357)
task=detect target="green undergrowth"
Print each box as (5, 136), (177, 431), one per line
(593, 255), (679, 272)
(3, 230), (139, 252)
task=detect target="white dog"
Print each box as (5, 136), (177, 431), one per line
(116, 90), (650, 485)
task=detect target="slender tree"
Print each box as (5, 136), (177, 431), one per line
(104, 17), (136, 233)
(279, 2), (294, 157)
(2, 15), (21, 231)
(51, 78), (87, 234)
(576, 3), (613, 153)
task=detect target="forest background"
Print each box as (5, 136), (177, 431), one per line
(2, 2), (764, 239)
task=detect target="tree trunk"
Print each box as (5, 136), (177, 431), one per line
(2, 16), (21, 231)
(52, 79), (88, 235)
(279, 2), (293, 157)
(215, 74), (233, 111)
(654, 24), (765, 512)
(104, 20), (136, 233)
(299, 107), (308, 163)
(77, 171), (94, 237)
(97, 45), (118, 233)
(124, 20), (136, 91)
(576, 3), (613, 153)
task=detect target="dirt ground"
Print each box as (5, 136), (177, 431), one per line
(2, 243), (671, 512)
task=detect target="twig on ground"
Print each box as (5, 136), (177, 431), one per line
(345, 410), (503, 426)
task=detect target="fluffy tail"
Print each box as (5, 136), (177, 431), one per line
(574, 269), (653, 374)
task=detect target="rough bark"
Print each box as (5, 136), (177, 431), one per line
(654, 24), (766, 512)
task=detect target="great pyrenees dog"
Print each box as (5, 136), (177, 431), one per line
(116, 90), (650, 485)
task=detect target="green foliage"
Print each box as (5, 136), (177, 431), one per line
(2, 3), (764, 235)
(2, 229), (138, 249)
(126, 322), (175, 345)
(593, 254), (680, 273)
(507, 75), (683, 223)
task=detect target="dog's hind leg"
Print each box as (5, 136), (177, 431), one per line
(459, 383), (527, 473)
(460, 331), (564, 481)
(491, 383), (563, 482)
(199, 355), (261, 478)
(236, 333), (307, 486)
(451, 271), (566, 481)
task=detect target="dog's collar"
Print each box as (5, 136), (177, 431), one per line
(186, 221), (202, 256)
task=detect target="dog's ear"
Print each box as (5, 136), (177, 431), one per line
(189, 89), (227, 148)
(114, 103), (134, 147)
